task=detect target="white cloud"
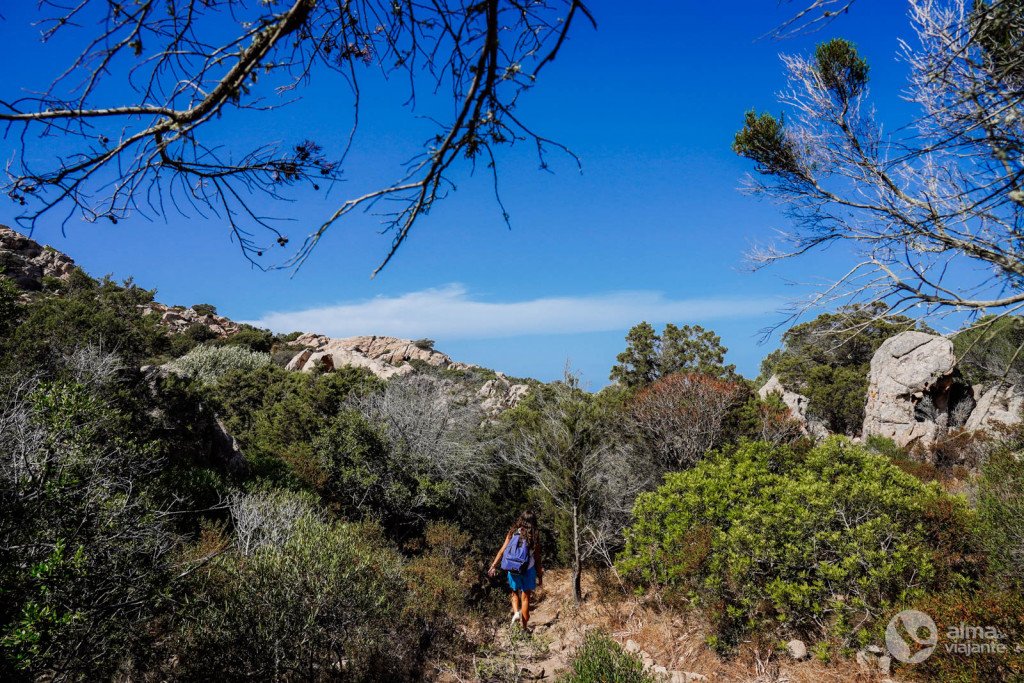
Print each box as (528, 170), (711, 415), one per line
(245, 284), (780, 339)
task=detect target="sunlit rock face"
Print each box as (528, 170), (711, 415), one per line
(0, 225), (77, 291)
(862, 331), (975, 448)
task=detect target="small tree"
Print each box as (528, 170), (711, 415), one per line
(629, 372), (743, 470)
(953, 315), (1024, 387)
(610, 322), (737, 389)
(504, 374), (646, 602)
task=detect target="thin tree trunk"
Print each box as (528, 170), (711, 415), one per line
(572, 502), (582, 603)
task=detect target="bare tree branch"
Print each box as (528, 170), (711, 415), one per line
(1, 0), (591, 274)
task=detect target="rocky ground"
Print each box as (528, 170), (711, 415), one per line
(451, 569), (900, 683)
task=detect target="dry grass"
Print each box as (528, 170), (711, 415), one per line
(440, 568), (908, 682)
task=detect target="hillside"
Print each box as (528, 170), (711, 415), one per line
(1, 226), (1022, 682)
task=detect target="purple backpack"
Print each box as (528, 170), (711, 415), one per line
(500, 531), (531, 573)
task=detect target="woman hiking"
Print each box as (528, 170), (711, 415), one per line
(487, 511), (544, 629)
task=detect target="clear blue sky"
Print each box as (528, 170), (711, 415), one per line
(0, 1), (921, 386)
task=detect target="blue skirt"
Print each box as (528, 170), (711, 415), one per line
(507, 566), (537, 592)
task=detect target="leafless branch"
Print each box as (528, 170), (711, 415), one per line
(2, 0), (591, 274)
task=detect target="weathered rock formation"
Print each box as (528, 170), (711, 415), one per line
(477, 373), (531, 415)
(758, 374), (829, 438)
(0, 225), (78, 290)
(138, 302), (242, 339)
(286, 334), (475, 380)
(862, 331), (976, 447)
(965, 383), (1024, 433)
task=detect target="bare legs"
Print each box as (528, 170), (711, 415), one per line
(510, 590), (534, 628)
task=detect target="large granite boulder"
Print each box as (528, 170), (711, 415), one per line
(757, 374), (829, 438)
(0, 225), (78, 290)
(862, 332), (974, 447)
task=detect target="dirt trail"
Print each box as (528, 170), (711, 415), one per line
(468, 568), (898, 683)
(483, 569), (710, 682)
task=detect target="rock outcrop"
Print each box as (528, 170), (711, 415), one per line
(758, 374), (829, 438)
(286, 334), (475, 380)
(965, 383), (1024, 433)
(0, 225), (78, 290)
(862, 331), (975, 447)
(0, 225), (243, 340)
(138, 302), (242, 339)
(477, 373), (530, 415)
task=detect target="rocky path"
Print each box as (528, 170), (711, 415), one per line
(468, 569), (892, 683)
(486, 570), (709, 682)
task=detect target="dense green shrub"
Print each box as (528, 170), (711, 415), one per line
(618, 438), (968, 647)
(171, 491), (420, 681)
(312, 409), (462, 530)
(977, 447), (1024, 588)
(190, 303), (217, 316)
(210, 364), (382, 483)
(557, 632), (655, 683)
(0, 277), (21, 338)
(166, 344), (272, 385)
(217, 325), (274, 353)
(0, 373), (174, 680)
(2, 275), (169, 370)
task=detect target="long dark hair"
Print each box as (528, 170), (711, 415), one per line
(509, 510), (538, 549)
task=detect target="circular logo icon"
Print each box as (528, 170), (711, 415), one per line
(886, 609), (938, 663)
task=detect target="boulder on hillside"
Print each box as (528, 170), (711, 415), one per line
(0, 225), (78, 291)
(291, 333), (475, 371)
(965, 383), (1024, 432)
(862, 331), (975, 447)
(758, 374), (828, 438)
(477, 373), (530, 415)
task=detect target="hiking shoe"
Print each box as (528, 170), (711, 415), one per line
(511, 611), (522, 627)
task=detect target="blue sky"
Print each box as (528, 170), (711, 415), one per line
(0, 1), (922, 386)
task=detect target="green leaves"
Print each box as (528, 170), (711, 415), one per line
(733, 110), (803, 177)
(558, 632), (656, 683)
(813, 39), (869, 105)
(619, 438), (962, 648)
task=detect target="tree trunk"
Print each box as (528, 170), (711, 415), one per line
(571, 502), (582, 603)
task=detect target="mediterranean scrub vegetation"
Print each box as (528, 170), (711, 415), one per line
(4, 264), (1022, 681)
(2, 1), (1024, 681)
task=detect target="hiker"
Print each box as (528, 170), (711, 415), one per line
(487, 511), (544, 629)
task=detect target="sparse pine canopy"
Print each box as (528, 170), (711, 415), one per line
(813, 38), (869, 104)
(732, 110), (803, 177)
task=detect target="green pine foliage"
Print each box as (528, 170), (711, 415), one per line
(610, 322), (738, 388)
